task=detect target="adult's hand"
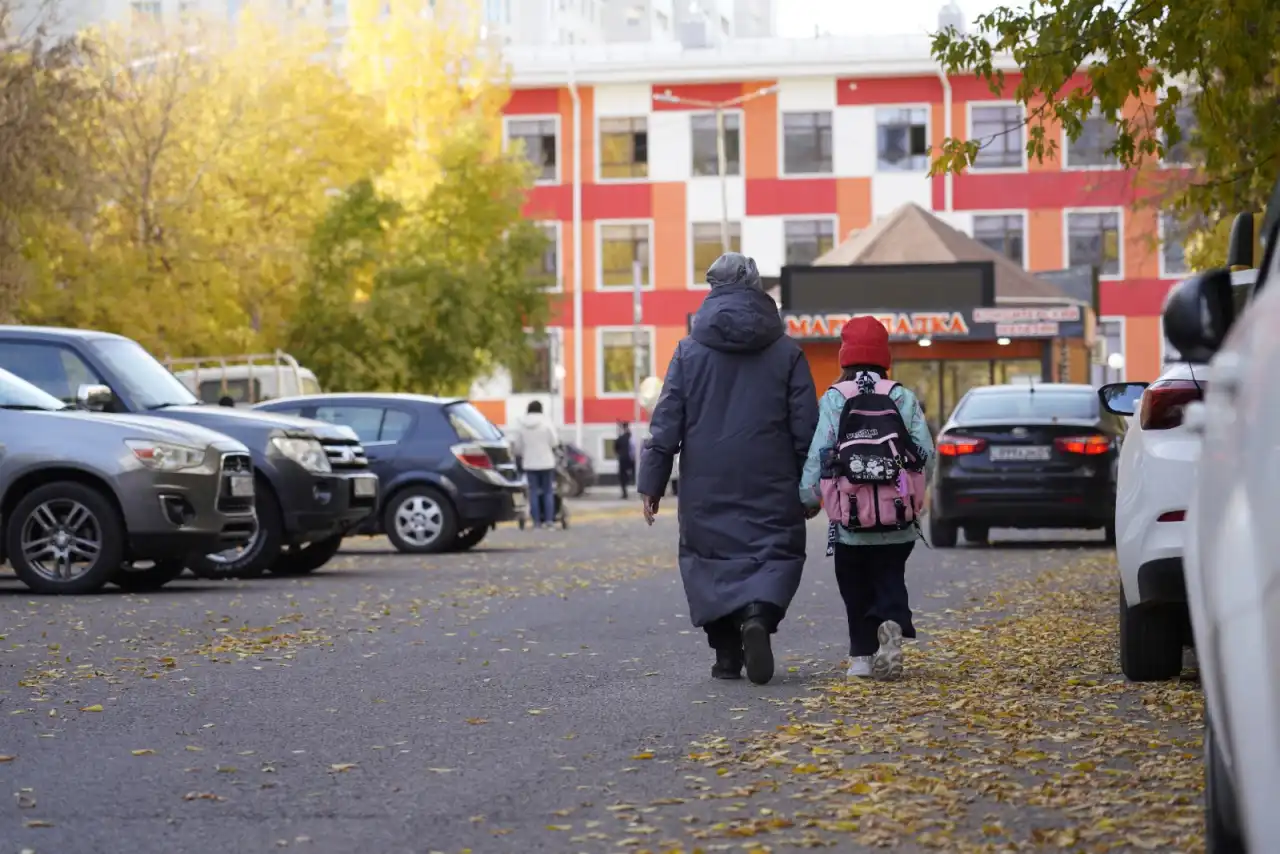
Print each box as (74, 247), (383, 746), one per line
(641, 494), (660, 525)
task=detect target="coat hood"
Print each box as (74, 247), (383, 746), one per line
(519, 411), (549, 428)
(690, 284), (785, 353)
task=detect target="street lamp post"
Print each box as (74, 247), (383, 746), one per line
(652, 86), (778, 257)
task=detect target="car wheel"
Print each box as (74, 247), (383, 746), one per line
(1206, 713), (1246, 854)
(929, 514), (957, 548)
(384, 487), (457, 554)
(270, 534), (344, 576)
(1118, 588), (1183, 681)
(963, 525), (989, 546)
(113, 559), (185, 592)
(448, 526), (488, 552)
(190, 479), (283, 579)
(570, 475), (587, 498)
(6, 482), (125, 595)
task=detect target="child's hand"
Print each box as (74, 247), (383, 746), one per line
(803, 504), (821, 520)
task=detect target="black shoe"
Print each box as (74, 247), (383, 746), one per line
(741, 618), (774, 685)
(711, 647), (743, 680)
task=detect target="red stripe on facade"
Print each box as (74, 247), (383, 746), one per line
(581, 290), (706, 327)
(931, 174), (946, 210)
(585, 183), (652, 220)
(651, 82), (746, 110)
(505, 88), (561, 115)
(1100, 278), (1176, 316)
(950, 73), (1025, 102)
(745, 177), (837, 216)
(952, 169), (1147, 210)
(523, 184), (571, 220)
(838, 75), (943, 106)
(583, 398), (648, 423)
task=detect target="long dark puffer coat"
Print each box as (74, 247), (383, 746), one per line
(638, 253), (819, 627)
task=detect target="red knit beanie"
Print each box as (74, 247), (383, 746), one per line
(838, 316), (892, 369)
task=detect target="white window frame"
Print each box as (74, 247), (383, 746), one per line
(512, 325), (564, 396)
(502, 114), (561, 185)
(778, 109), (835, 177)
(595, 218), (655, 292)
(595, 325), (657, 399)
(537, 220), (564, 293)
(1097, 315), (1127, 383)
(689, 108), (745, 179)
(687, 220), (744, 289)
(594, 114), (649, 184)
(965, 101), (1028, 172)
(1157, 212), (1190, 280)
(1063, 206), (1125, 281)
(782, 215), (839, 267)
(970, 210), (1029, 268)
(1062, 104), (1123, 171)
(872, 103), (933, 173)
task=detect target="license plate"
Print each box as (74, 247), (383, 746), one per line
(989, 445), (1052, 462)
(227, 475), (255, 497)
(352, 476), (378, 498)
(511, 492), (526, 510)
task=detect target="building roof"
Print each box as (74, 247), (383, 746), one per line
(814, 203), (1072, 302)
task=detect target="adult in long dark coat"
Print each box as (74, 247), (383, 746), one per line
(638, 252), (819, 685)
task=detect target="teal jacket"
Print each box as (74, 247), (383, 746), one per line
(799, 381), (936, 546)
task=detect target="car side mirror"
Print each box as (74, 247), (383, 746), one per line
(1163, 268), (1237, 362)
(76, 383), (114, 412)
(1099, 382), (1148, 417)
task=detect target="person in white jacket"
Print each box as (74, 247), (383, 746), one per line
(510, 401), (561, 529)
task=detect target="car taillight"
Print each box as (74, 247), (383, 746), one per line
(451, 443), (493, 469)
(1139, 379), (1205, 430)
(1054, 435), (1112, 455)
(937, 436), (987, 456)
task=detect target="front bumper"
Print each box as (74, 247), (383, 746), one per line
(274, 465), (379, 543)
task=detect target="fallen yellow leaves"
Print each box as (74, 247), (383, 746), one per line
(328, 763), (358, 773)
(131, 749), (155, 756)
(79, 704), (103, 712)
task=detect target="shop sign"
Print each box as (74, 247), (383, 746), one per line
(784, 311), (970, 340)
(996, 322), (1061, 337)
(972, 306), (1081, 324)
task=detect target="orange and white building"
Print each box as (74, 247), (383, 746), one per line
(469, 36), (1192, 470)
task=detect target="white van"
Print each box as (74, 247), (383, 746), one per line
(167, 351), (321, 406)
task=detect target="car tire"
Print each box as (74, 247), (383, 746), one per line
(929, 514), (957, 548)
(1118, 588), (1183, 681)
(6, 481), (125, 595)
(963, 525), (989, 546)
(384, 487), (457, 555)
(1205, 713), (1246, 854)
(270, 534), (344, 576)
(189, 479), (283, 580)
(113, 559), (185, 592)
(448, 526), (488, 552)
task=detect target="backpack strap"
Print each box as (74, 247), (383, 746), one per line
(829, 380), (861, 398)
(873, 379), (900, 395)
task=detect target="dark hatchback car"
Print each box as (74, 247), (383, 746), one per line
(928, 383), (1126, 547)
(255, 394), (526, 554)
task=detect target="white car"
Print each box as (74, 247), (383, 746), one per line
(1173, 224), (1277, 851)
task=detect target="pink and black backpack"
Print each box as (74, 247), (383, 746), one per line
(818, 376), (928, 533)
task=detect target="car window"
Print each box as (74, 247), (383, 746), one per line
(446, 402), (503, 442)
(89, 338), (198, 409)
(381, 409), (413, 442)
(955, 390), (1097, 420)
(314, 406), (386, 444)
(266, 407), (304, 417)
(0, 368), (65, 409)
(199, 378), (262, 404)
(0, 341), (105, 403)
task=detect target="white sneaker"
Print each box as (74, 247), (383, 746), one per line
(871, 620), (904, 681)
(846, 655), (873, 679)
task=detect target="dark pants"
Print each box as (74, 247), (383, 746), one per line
(833, 541), (917, 657)
(617, 458), (634, 498)
(526, 469), (555, 526)
(703, 602), (784, 651)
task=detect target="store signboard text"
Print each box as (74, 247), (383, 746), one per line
(783, 312), (971, 340)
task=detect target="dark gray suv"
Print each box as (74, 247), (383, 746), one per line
(0, 369), (256, 594)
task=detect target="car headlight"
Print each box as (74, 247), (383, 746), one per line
(126, 439), (206, 472)
(272, 436), (331, 473)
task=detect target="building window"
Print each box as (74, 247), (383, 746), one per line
(599, 329), (654, 395)
(1160, 213), (1189, 278)
(1091, 318), (1125, 385)
(1066, 210), (1122, 277)
(690, 112), (741, 176)
(782, 111), (833, 175)
(784, 219), (836, 266)
(533, 223), (559, 287)
(599, 117), (648, 179)
(512, 332), (555, 394)
(506, 118), (558, 182)
(972, 214), (1025, 266)
(1163, 104), (1197, 165)
(1066, 106), (1119, 168)
(132, 1), (162, 23)
(599, 222), (651, 288)
(876, 107), (930, 171)
(970, 105), (1024, 170)
(691, 222), (742, 283)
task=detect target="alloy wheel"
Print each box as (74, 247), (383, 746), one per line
(394, 495), (444, 548)
(205, 512), (260, 566)
(21, 499), (103, 582)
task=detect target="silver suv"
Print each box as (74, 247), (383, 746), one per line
(0, 369), (256, 594)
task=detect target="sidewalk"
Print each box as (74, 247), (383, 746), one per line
(565, 485), (676, 521)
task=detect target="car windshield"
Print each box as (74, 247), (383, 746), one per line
(89, 338), (199, 410)
(955, 390), (1097, 421)
(0, 368), (65, 411)
(446, 402), (504, 442)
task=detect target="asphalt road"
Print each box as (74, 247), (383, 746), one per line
(0, 509), (1200, 854)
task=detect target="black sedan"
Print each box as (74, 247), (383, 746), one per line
(928, 383), (1126, 547)
(255, 393), (526, 554)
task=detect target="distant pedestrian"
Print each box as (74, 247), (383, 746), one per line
(511, 401), (560, 530)
(800, 317), (935, 681)
(639, 252), (819, 685)
(615, 421), (635, 499)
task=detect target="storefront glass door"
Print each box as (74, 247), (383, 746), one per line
(892, 357), (1049, 431)
(943, 360), (994, 422)
(993, 359), (1045, 385)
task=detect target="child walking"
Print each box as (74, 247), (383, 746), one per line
(799, 317), (935, 681)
